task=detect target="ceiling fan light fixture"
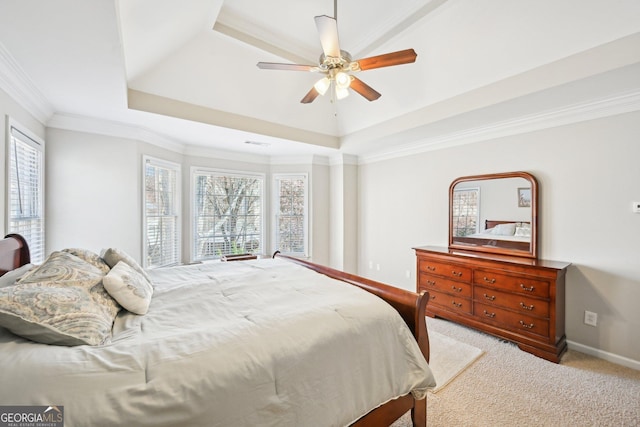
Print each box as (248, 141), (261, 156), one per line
(335, 86), (349, 100)
(314, 77), (331, 95)
(334, 71), (351, 89)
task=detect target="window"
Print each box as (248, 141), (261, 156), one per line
(452, 187), (479, 237)
(7, 123), (45, 263)
(273, 174), (308, 257)
(143, 157), (181, 268)
(192, 169), (263, 261)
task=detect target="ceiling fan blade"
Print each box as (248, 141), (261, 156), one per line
(314, 15), (340, 58)
(257, 62), (318, 72)
(301, 87), (320, 104)
(350, 77), (382, 101)
(355, 48), (417, 71)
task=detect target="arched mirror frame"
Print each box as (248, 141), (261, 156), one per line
(449, 171), (538, 259)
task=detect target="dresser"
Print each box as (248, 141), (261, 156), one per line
(415, 246), (571, 362)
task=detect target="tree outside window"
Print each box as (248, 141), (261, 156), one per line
(193, 171), (263, 260)
(274, 174), (308, 256)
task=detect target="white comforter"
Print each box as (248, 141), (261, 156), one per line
(0, 258), (435, 427)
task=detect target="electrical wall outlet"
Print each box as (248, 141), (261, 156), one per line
(584, 310), (598, 327)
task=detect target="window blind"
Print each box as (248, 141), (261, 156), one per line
(143, 157), (181, 268)
(8, 126), (45, 263)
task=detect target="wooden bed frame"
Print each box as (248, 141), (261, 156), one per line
(0, 236), (430, 427)
(0, 234), (30, 276)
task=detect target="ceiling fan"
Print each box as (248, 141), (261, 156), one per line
(256, 2), (417, 104)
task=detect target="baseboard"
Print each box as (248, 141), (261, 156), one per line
(567, 340), (640, 371)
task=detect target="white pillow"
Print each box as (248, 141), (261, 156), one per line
(515, 226), (532, 237)
(101, 248), (151, 282)
(491, 223), (516, 236)
(103, 261), (153, 315)
(0, 264), (35, 288)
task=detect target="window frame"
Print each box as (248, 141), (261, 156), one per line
(5, 117), (45, 263)
(190, 167), (265, 262)
(272, 173), (309, 258)
(142, 156), (181, 268)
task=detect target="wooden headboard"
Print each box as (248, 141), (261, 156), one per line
(485, 220), (530, 230)
(0, 234), (31, 276)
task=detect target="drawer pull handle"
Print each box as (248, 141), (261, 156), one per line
(427, 280), (436, 286)
(483, 276), (496, 284)
(520, 302), (534, 311)
(483, 310), (496, 318)
(452, 301), (463, 308)
(483, 293), (496, 301)
(430, 295), (436, 300)
(520, 284), (535, 292)
(451, 270), (463, 277)
(519, 320), (535, 329)
(426, 266), (436, 271)
(451, 286), (462, 292)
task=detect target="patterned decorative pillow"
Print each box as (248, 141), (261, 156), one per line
(101, 248), (151, 283)
(103, 261), (153, 315)
(0, 264), (35, 288)
(62, 248), (111, 274)
(0, 251), (121, 346)
(19, 251), (105, 286)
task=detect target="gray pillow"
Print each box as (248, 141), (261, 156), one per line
(103, 261), (153, 315)
(62, 248), (110, 274)
(0, 283), (120, 346)
(0, 264), (35, 288)
(0, 251), (121, 346)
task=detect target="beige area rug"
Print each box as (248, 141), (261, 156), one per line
(392, 317), (640, 427)
(427, 330), (484, 393)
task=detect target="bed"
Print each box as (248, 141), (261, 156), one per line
(0, 234), (435, 427)
(451, 220), (531, 251)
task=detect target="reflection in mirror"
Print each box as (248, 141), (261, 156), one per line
(449, 172), (537, 258)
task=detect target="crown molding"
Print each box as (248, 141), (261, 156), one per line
(47, 113), (187, 154)
(0, 42), (54, 123)
(358, 88), (640, 165)
(329, 153), (359, 166)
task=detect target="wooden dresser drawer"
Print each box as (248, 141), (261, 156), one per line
(427, 290), (472, 314)
(474, 302), (550, 339)
(473, 268), (550, 298)
(473, 286), (550, 318)
(419, 272), (472, 297)
(418, 259), (472, 282)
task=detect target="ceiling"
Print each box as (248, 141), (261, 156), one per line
(0, 0), (639, 161)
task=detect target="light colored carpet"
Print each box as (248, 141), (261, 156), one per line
(427, 330), (484, 393)
(392, 317), (640, 427)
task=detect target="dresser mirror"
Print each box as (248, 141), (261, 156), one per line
(449, 171), (538, 258)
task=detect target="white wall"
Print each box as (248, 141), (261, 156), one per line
(328, 158), (359, 273)
(46, 128), (142, 258)
(357, 110), (640, 365)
